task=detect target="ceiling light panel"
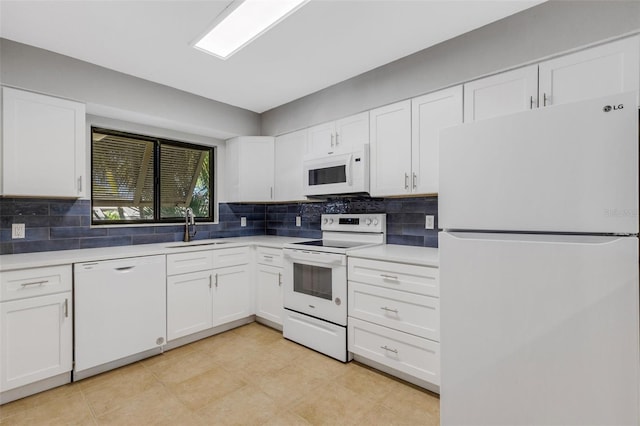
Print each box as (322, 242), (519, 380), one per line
(194, 0), (308, 60)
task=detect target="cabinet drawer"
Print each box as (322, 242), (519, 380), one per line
(256, 246), (283, 267)
(348, 281), (439, 341)
(348, 317), (439, 385)
(0, 265), (72, 301)
(167, 251), (214, 276)
(348, 258), (439, 297)
(213, 246), (250, 268)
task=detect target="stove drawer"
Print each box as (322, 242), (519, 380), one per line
(348, 258), (438, 297)
(348, 317), (439, 385)
(348, 281), (439, 341)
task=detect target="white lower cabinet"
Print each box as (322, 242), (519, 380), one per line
(166, 246), (252, 341)
(167, 270), (214, 341)
(348, 281), (439, 342)
(349, 317), (439, 385)
(255, 246), (284, 327)
(212, 264), (252, 326)
(0, 266), (73, 396)
(256, 264), (283, 326)
(347, 257), (440, 390)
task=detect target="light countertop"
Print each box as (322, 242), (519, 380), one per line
(347, 244), (439, 267)
(0, 236), (310, 272)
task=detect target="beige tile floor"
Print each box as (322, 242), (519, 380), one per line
(0, 322), (440, 425)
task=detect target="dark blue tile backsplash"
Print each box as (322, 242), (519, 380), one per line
(0, 196), (438, 255)
(266, 197), (438, 247)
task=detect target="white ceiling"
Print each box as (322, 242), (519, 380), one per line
(0, 0), (545, 113)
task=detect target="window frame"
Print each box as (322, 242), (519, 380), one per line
(91, 126), (215, 226)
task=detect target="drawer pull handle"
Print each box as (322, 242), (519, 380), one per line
(380, 306), (398, 314)
(380, 345), (398, 354)
(64, 298), (69, 318)
(20, 280), (48, 287)
(115, 266), (135, 271)
(380, 274), (399, 280)
(263, 255), (273, 260)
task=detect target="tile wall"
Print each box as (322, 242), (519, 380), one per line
(0, 196), (438, 255)
(0, 199), (265, 255)
(266, 197), (438, 246)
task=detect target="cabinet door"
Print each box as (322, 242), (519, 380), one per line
(539, 36), (639, 107)
(226, 136), (275, 202)
(2, 87), (85, 197)
(256, 265), (283, 325)
(274, 129), (307, 202)
(212, 265), (252, 326)
(0, 292), (72, 391)
(411, 85), (463, 194)
(307, 121), (335, 156)
(463, 65), (538, 122)
(167, 270), (213, 341)
(334, 111), (369, 153)
(369, 100), (412, 197)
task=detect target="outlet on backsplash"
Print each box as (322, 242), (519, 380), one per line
(240, 217), (247, 227)
(425, 215), (435, 230)
(12, 223), (25, 239)
(296, 216), (301, 227)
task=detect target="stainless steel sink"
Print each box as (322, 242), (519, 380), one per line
(165, 241), (230, 249)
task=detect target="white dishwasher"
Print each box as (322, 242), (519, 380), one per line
(74, 255), (166, 378)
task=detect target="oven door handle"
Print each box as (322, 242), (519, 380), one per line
(284, 250), (345, 266)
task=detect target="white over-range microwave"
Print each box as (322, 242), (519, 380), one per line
(303, 145), (369, 197)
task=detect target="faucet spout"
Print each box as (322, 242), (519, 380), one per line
(184, 208), (196, 242)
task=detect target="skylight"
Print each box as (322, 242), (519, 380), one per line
(194, 0), (308, 60)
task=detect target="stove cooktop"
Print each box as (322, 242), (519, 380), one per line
(292, 239), (371, 249)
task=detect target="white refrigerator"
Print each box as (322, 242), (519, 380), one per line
(439, 91), (639, 425)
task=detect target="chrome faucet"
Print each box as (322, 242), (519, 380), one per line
(184, 208), (197, 242)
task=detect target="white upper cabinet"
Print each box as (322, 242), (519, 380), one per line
(411, 86), (463, 194)
(307, 111), (369, 156)
(538, 36), (639, 107)
(274, 129), (307, 202)
(369, 88), (462, 197)
(334, 112), (369, 153)
(463, 65), (538, 122)
(1, 87), (86, 198)
(307, 121), (335, 156)
(464, 36), (640, 123)
(369, 100), (412, 197)
(225, 136), (275, 202)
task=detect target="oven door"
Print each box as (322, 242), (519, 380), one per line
(283, 248), (347, 326)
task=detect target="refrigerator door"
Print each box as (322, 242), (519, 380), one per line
(439, 91), (638, 234)
(439, 231), (639, 426)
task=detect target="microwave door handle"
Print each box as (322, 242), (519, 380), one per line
(346, 154), (353, 185)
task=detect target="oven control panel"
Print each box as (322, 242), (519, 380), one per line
(321, 214), (386, 233)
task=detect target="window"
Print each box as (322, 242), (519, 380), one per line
(91, 127), (214, 224)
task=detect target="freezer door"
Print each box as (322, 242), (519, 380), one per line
(439, 91), (638, 234)
(439, 232), (639, 425)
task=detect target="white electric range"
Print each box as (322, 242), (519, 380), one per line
(282, 213), (386, 361)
